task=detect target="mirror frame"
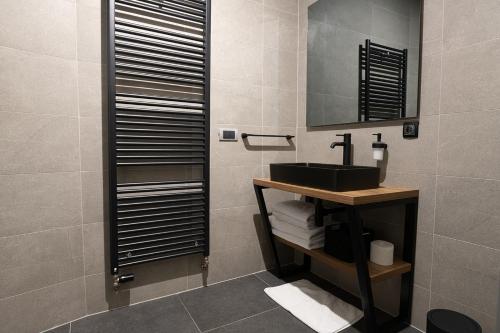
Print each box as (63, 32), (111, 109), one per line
(306, 0), (425, 128)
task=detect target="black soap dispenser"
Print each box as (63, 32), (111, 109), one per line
(372, 133), (387, 161)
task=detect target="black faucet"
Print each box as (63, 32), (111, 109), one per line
(330, 133), (352, 166)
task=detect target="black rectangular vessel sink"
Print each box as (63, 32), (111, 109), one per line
(270, 163), (380, 191)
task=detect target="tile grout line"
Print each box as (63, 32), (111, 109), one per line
(201, 306), (281, 333)
(178, 296), (203, 333)
(427, 0), (446, 313)
(253, 273), (271, 286)
(74, 0), (89, 316)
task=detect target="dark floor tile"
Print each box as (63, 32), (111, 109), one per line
(253, 270), (286, 287)
(179, 275), (277, 331)
(398, 327), (421, 333)
(71, 295), (198, 333)
(208, 307), (315, 333)
(44, 324), (70, 333)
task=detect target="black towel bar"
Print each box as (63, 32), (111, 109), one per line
(241, 133), (294, 140)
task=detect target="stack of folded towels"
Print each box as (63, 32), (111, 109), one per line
(270, 200), (324, 250)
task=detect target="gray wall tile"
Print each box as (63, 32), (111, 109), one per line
(437, 111), (500, 180)
(441, 39), (500, 115)
(430, 292), (497, 333)
(0, 47), (78, 116)
(431, 236), (499, 317)
(0, 113), (80, 174)
(0, 278), (86, 333)
(0, 172), (82, 236)
(443, 0), (500, 51)
(435, 176), (500, 250)
(0, 0), (77, 59)
(0, 227), (83, 271)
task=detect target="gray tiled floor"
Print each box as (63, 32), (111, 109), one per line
(46, 272), (421, 333)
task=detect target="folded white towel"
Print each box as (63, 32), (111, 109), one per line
(272, 228), (324, 250)
(272, 200), (315, 225)
(269, 216), (324, 241)
(273, 211), (316, 230)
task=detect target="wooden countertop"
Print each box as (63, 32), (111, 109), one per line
(254, 178), (418, 206)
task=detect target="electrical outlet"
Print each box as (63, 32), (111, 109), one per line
(403, 122), (419, 138)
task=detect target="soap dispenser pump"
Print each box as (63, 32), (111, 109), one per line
(372, 133), (387, 161)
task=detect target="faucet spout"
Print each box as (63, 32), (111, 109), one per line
(330, 142), (345, 149)
(330, 133), (352, 166)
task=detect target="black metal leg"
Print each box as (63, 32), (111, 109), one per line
(399, 198), (419, 323)
(254, 184), (282, 277)
(348, 206), (377, 333)
(303, 254), (311, 271)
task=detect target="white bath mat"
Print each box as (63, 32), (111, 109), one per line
(264, 279), (363, 333)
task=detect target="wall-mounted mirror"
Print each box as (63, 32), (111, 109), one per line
(306, 0), (422, 126)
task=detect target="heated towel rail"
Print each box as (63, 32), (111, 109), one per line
(108, 0), (211, 286)
(359, 39), (408, 121)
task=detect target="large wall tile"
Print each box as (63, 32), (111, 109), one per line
(431, 292), (497, 333)
(431, 236), (499, 317)
(380, 115), (438, 175)
(210, 165), (262, 209)
(0, 278), (86, 333)
(212, 41), (263, 86)
(213, 0), (263, 47)
(419, 53), (442, 116)
(443, 0), (500, 52)
(422, 0), (443, 43)
(85, 258), (189, 313)
(0, 257), (83, 299)
(210, 126), (262, 168)
(80, 116), (104, 172)
(83, 223), (105, 275)
(77, 2), (102, 63)
(210, 205), (261, 252)
(412, 285), (430, 331)
(383, 172), (437, 234)
(0, 0), (77, 59)
(0, 113), (80, 174)
(435, 176), (500, 250)
(441, 39), (500, 114)
(414, 231), (433, 288)
(0, 47), (78, 116)
(81, 171), (104, 225)
(263, 88), (298, 127)
(438, 111), (500, 180)
(78, 61), (103, 117)
(188, 243), (265, 287)
(263, 48), (298, 91)
(0, 172), (82, 236)
(211, 0), (263, 85)
(211, 80), (262, 126)
(264, 6), (298, 53)
(264, 0), (299, 15)
(0, 226), (83, 271)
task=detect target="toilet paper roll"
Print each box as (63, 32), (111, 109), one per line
(370, 240), (394, 266)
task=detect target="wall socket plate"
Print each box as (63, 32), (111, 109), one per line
(218, 128), (238, 141)
(403, 122), (419, 138)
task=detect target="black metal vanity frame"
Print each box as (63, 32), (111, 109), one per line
(254, 184), (418, 333)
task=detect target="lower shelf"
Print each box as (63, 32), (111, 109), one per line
(274, 235), (411, 283)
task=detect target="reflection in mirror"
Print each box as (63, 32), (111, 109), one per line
(306, 0), (422, 126)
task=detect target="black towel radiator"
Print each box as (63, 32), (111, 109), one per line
(107, 0), (211, 286)
(359, 39), (408, 121)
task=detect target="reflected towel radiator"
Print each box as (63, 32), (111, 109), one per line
(107, 0), (211, 286)
(359, 39), (407, 121)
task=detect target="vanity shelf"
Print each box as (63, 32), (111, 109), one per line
(253, 177), (419, 333)
(274, 235), (411, 283)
